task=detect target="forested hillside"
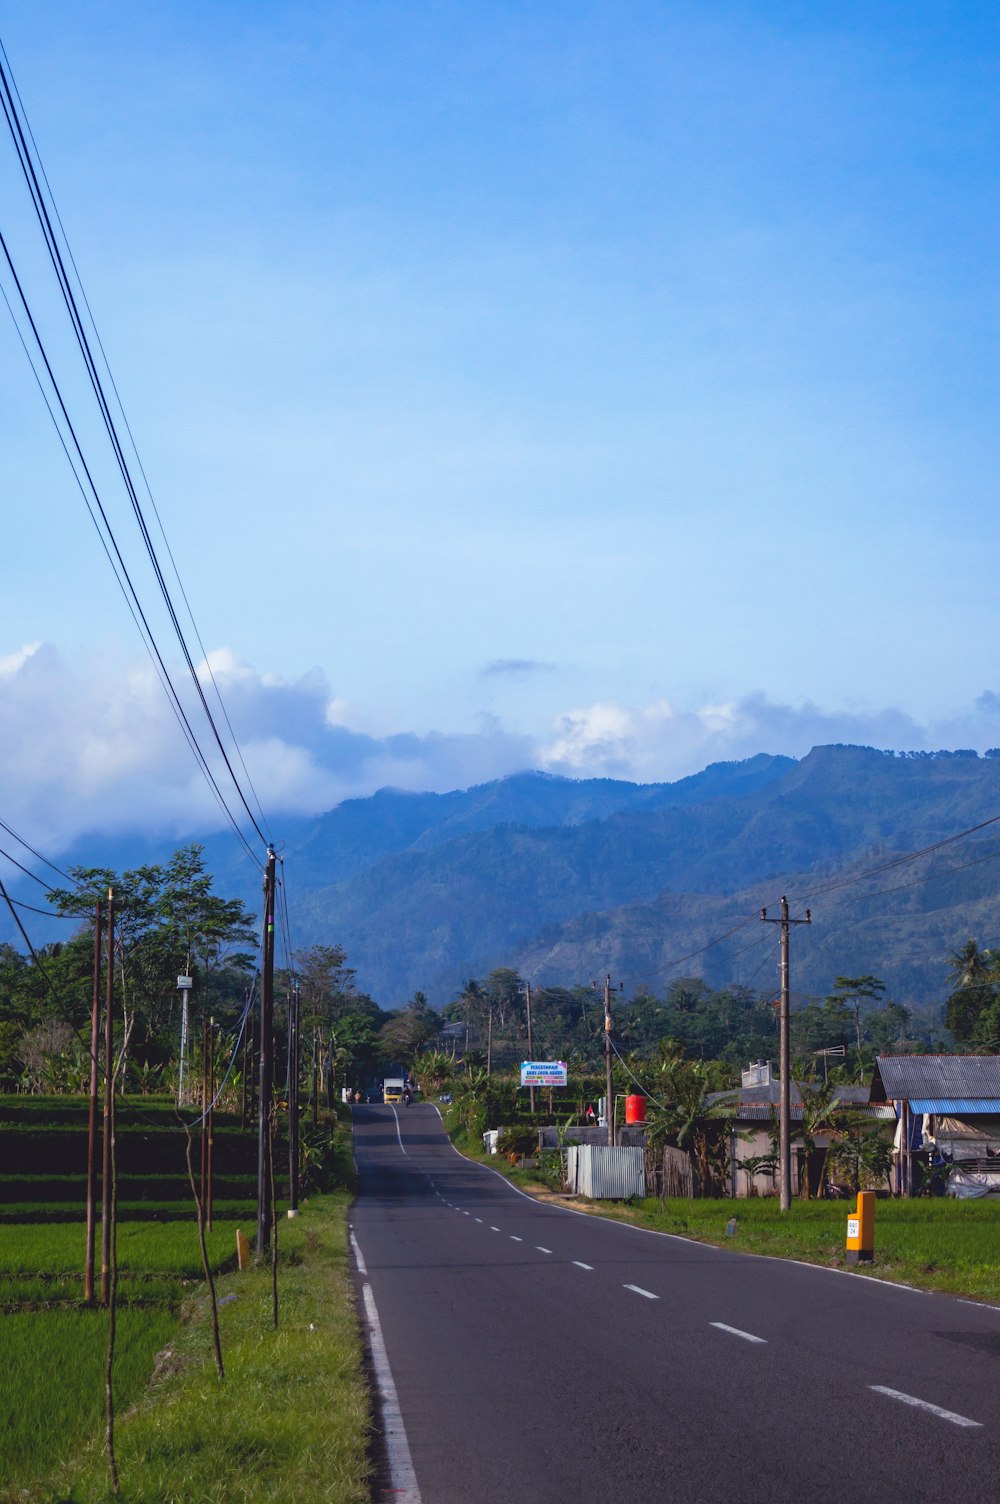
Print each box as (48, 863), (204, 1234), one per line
(9, 746), (1000, 1007)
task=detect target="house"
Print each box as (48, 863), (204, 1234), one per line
(709, 1064), (894, 1198)
(870, 1056), (1000, 1197)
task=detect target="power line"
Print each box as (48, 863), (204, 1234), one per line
(0, 42), (269, 867)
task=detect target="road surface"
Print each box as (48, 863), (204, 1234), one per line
(351, 1104), (1000, 1503)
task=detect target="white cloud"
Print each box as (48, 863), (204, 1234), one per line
(3, 641), (1000, 855)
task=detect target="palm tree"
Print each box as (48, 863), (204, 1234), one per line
(948, 939), (990, 991)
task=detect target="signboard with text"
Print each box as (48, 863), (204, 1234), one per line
(520, 1061), (568, 1088)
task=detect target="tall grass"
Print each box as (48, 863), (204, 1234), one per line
(0, 1307), (176, 1491)
(0, 1221), (238, 1277)
(33, 1195), (370, 1504)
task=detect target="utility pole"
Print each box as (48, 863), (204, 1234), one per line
(207, 1019), (215, 1232)
(240, 988), (250, 1131)
(100, 889), (114, 1306)
(524, 981), (535, 1115)
(486, 1007), (493, 1076)
(200, 1017), (209, 1222)
(604, 976), (615, 1147)
(85, 898), (102, 1304)
(257, 849), (276, 1254)
(288, 976), (300, 1216)
(761, 897), (812, 1212)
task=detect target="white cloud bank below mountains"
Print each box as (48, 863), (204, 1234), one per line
(4, 642), (1000, 853)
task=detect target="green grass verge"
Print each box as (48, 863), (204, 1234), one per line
(11, 1193), (370, 1504)
(472, 1150), (1000, 1303)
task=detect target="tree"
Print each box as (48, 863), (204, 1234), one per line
(825, 976), (886, 1061)
(378, 994), (441, 1069)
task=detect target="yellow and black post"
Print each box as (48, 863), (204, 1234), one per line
(846, 1190), (875, 1264)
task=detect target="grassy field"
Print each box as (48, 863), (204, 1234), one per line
(22, 1194), (370, 1504)
(1, 1308), (177, 1493)
(1, 1221), (239, 1276)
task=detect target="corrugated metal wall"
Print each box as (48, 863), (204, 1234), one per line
(565, 1145), (645, 1199)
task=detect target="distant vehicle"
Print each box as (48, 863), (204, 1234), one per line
(383, 1077), (406, 1103)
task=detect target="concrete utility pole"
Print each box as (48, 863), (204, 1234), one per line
(100, 888), (114, 1305)
(761, 897), (812, 1212)
(85, 898), (102, 1304)
(257, 849), (276, 1253)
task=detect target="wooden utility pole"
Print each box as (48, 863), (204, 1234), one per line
(288, 977), (300, 1216)
(100, 889), (114, 1306)
(85, 898), (102, 1304)
(761, 897), (812, 1212)
(604, 975), (614, 1147)
(257, 850), (276, 1253)
(200, 1018), (208, 1221)
(486, 1007), (493, 1076)
(207, 1019), (215, 1231)
(240, 989), (250, 1131)
(524, 981), (535, 1115)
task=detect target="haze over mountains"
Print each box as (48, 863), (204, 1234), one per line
(17, 744), (1000, 1010)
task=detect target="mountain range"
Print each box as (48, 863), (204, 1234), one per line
(10, 743), (1000, 1009)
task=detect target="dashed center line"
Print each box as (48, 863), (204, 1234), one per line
(490, 1226), (501, 1232)
(870, 1387), (982, 1429)
(536, 1246), (552, 1254)
(711, 1322), (766, 1345)
(623, 1284), (658, 1299)
(571, 1261), (593, 1271)
(510, 1236), (523, 1242)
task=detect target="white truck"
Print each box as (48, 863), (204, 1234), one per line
(382, 1077), (406, 1103)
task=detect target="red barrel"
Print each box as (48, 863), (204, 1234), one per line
(625, 1094), (646, 1124)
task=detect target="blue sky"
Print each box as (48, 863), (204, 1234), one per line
(2, 2), (1000, 845)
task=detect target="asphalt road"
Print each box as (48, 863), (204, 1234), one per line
(351, 1104), (1000, 1504)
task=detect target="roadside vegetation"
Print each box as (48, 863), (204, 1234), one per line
(22, 1193), (369, 1504)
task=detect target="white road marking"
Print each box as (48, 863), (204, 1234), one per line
(463, 1211), (471, 1216)
(490, 1226), (501, 1232)
(959, 1298), (1000, 1312)
(349, 1230), (368, 1278)
(361, 1281), (422, 1502)
(624, 1284), (658, 1299)
(510, 1236), (523, 1242)
(869, 1386), (982, 1429)
(536, 1246), (552, 1254)
(390, 1106), (408, 1156)
(711, 1322), (766, 1344)
(572, 1261), (593, 1271)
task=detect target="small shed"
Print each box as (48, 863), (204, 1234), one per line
(871, 1056), (1000, 1196)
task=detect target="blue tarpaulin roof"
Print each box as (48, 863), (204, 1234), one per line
(910, 1099), (1000, 1115)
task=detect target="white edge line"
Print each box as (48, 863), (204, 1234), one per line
(362, 1282), (423, 1501)
(870, 1386), (982, 1429)
(623, 1283), (658, 1299)
(710, 1321), (766, 1344)
(428, 1107), (935, 1297)
(391, 1105), (408, 1156)
(349, 1230), (368, 1278)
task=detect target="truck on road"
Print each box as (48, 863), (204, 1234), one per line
(383, 1077), (406, 1103)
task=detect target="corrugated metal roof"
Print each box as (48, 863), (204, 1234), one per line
(910, 1099), (1000, 1115)
(875, 1056), (1000, 1101)
(732, 1102), (895, 1122)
